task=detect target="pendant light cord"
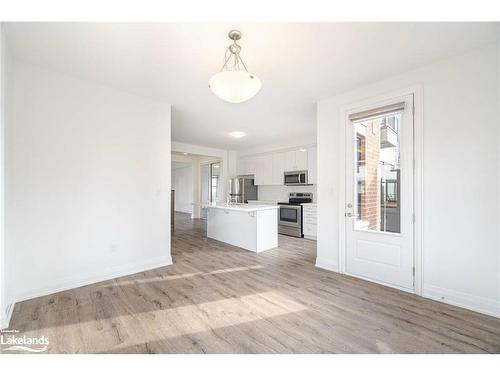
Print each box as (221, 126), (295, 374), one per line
(219, 40), (249, 73)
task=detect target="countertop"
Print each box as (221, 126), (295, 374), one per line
(301, 203), (317, 206)
(201, 203), (279, 212)
(247, 200), (277, 205)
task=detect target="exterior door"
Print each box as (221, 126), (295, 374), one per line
(345, 95), (414, 291)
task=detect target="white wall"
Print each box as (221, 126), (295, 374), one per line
(0, 23), (13, 328)
(0, 24), (5, 328)
(317, 43), (500, 317)
(0, 24), (7, 327)
(498, 41), (500, 312)
(172, 166), (193, 214)
(5, 62), (172, 304)
(236, 135), (316, 157)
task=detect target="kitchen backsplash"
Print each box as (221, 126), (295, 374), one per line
(257, 185), (317, 203)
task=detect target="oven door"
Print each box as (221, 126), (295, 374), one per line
(279, 205), (301, 228)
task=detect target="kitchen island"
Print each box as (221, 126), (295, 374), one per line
(203, 203), (279, 252)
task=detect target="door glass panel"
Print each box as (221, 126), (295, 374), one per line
(354, 112), (401, 233)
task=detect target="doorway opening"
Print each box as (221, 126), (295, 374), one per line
(171, 151), (223, 228)
(201, 161), (222, 218)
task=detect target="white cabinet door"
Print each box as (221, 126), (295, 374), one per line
(236, 158), (247, 175)
(303, 223), (317, 239)
(253, 155), (273, 185)
(302, 205), (317, 239)
(238, 157), (257, 175)
(272, 152), (286, 185)
(253, 157), (264, 185)
(242, 147), (315, 185)
(261, 154), (273, 185)
(307, 147), (317, 184)
(246, 157), (257, 176)
(284, 150), (307, 171)
(284, 150), (296, 172)
(296, 150), (308, 170)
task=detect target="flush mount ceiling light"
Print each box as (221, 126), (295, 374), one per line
(209, 30), (262, 104)
(228, 131), (246, 139)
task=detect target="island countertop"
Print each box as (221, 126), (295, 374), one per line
(200, 203), (279, 212)
(204, 202), (278, 252)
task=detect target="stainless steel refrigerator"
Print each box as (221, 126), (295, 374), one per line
(228, 175), (258, 203)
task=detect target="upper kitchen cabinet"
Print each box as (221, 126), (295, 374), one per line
(284, 149), (308, 172)
(237, 157), (257, 176)
(236, 145), (316, 185)
(272, 152), (286, 185)
(307, 146), (317, 185)
(284, 150), (296, 172)
(253, 154), (273, 185)
(237, 155), (272, 185)
(296, 149), (308, 170)
(236, 157), (248, 175)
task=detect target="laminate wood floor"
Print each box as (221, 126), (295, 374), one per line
(4, 212), (500, 354)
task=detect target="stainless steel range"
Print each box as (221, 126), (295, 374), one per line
(278, 192), (313, 238)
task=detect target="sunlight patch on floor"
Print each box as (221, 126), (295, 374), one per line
(42, 291), (307, 353)
(113, 265), (265, 286)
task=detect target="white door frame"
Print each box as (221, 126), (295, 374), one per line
(337, 85), (423, 295)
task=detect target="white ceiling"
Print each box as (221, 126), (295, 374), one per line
(5, 23), (500, 150)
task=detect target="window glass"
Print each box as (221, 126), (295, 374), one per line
(354, 113), (401, 233)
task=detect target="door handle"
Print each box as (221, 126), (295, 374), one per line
(345, 213), (358, 218)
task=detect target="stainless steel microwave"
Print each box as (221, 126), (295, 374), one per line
(284, 171), (308, 186)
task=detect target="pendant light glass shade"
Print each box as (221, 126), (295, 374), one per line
(209, 70), (262, 104)
(209, 30), (261, 103)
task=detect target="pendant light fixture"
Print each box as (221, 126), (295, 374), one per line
(209, 30), (262, 103)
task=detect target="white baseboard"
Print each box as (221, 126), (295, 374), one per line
(423, 284), (500, 318)
(1, 302), (15, 329)
(14, 255), (173, 304)
(315, 257), (339, 273)
(174, 209), (192, 215)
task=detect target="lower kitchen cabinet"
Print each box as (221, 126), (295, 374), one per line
(302, 203), (317, 240)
